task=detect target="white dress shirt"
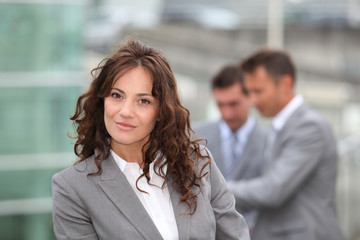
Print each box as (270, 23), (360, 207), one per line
(264, 95), (304, 165)
(110, 150), (179, 240)
(272, 95), (304, 132)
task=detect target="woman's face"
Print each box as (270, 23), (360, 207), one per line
(104, 67), (159, 150)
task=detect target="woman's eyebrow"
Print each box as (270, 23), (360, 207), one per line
(137, 93), (153, 97)
(111, 88), (153, 97)
(111, 88), (124, 94)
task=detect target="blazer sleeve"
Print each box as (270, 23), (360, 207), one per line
(205, 148), (250, 240)
(52, 172), (99, 240)
(228, 120), (330, 208)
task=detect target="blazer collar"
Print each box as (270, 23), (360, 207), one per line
(272, 102), (307, 153)
(229, 123), (258, 178)
(272, 95), (304, 132)
(96, 154), (164, 240)
(277, 102), (307, 136)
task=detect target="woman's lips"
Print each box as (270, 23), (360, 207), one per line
(115, 122), (136, 131)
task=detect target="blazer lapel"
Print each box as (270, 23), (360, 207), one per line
(228, 124), (259, 179)
(272, 103), (306, 159)
(239, 125), (263, 175)
(233, 140), (252, 178)
(168, 180), (190, 240)
(208, 122), (224, 172)
(97, 155), (163, 240)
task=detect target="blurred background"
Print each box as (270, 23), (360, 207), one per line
(0, 0), (359, 239)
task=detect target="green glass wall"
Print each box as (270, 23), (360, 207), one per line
(0, 3), (83, 71)
(0, 2), (84, 239)
(0, 86), (81, 154)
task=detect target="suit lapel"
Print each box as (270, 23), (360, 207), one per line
(168, 180), (190, 240)
(208, 122), (225, 172)
(228, 123), (262, 179)
(97, 155), (163, 240)
(233, 129), (255, 177)
(272, 103), (307, 159)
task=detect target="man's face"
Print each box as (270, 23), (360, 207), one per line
(244, 66), (286, 117)
(213, 82), (250, 131)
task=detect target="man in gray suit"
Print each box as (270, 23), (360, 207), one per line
(228, 49), (344, 240)
(193, 65), (266, 229)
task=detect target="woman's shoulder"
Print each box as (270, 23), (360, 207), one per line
(195, 144), (213, 161)
(191, 144), (214, 175)
(52, 154), (97, 183)
(193, 144), (226, 183)
(51, 155), (101, 210)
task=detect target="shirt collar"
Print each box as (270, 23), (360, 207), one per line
(111, 149), (127, 172)
(219, 115), (256, 141)
(272, 95), (304, 131)
(110, 150), (165, 179)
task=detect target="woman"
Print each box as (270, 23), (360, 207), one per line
(52, 39), (250, 240)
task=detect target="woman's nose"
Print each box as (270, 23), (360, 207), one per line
(119, 100), (134, 118)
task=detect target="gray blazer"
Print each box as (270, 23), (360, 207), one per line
(52, 147), (250, 240)
(193, 121), (266, 181)
(229, 103), (344, 240)
(193, 121), (266, 228)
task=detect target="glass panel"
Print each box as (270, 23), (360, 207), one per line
(0, 86), (81, 154)
(0, 2), (84, 239)
(0, 213), (56, 240)
(0, 2), (83, 71)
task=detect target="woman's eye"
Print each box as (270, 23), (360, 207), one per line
(111, 93), (121, 98)
(139, 99), (150, 104)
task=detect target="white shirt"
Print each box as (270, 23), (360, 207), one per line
(110, 150), (179, 240)
(272, 95), (304, 132)
(265, 95), (304, 161)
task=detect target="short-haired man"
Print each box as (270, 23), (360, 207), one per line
(193, 65), (266, 229)
(228, 49), (344, 240)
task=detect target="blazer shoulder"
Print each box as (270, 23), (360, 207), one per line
(195, 144), (212, 162)
(285, 103), (331, 133)
(300, 105), (336, 141)
(192, 121), (218, 134)
(296, 103), (327, 123)
(52, 155), (97, 184)
(193, 145), (226, 186)
(192, 121), (220, 143)
(190, 144), (212, 173)
(280, 104), (336, 148)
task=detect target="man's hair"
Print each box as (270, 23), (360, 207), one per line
(240, 48), (296, 84)
(211, 65), (248, 95)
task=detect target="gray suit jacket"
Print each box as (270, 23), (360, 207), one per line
(52, 146), (250, 240)
(193, 121), (266, 181)
(229, 103), (344, 240)
(193, 121), (266, 227)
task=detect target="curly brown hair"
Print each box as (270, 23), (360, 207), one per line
(70, 39), (210, 214)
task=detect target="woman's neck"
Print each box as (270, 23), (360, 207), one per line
(110, 141), (145, 167)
